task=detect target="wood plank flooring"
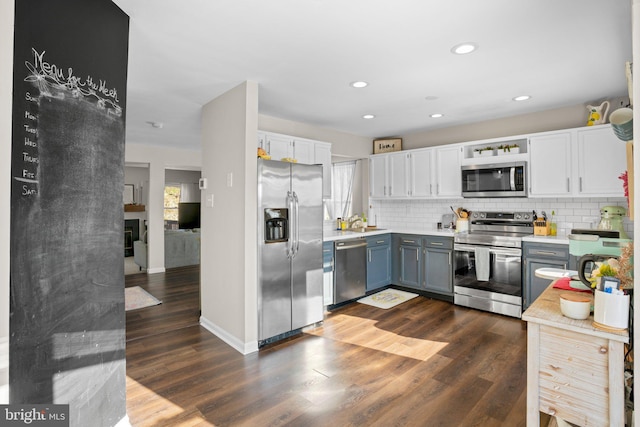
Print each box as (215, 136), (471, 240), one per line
(126, 267), (529, 426)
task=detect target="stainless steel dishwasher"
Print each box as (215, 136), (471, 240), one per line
(334, 238), (367, 304)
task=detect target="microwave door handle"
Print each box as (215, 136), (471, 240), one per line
(510, 167), (516, 191)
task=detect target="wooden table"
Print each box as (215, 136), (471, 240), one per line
(522, 282), (629, 426)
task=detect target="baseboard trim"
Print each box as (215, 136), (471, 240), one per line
(199, 316), (258, 355)
(146, 267), (166, 274)
(115, 414), (131, 427)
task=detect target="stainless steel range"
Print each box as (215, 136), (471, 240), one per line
(453, 211), (534, 318)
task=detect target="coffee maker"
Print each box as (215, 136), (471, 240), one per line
(597, 206), (628, 239)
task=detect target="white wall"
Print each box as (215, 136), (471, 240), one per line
(0, 0), (14, 404)
(401, 102), (627, 150)
(125, 144), (201, 272)
(200, 81), (259, 354)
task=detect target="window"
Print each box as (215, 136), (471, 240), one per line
(324, 161), (356, 220)
(164, 185), (180, 229)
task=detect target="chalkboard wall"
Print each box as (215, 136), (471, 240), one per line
(10, 1), (129, 426)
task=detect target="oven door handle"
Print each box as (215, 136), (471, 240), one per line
(489, 247), (521, 257)
(455, 244), (521, 257)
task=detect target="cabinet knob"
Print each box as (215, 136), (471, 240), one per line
(599, 346), (608, 354)
(548, 408), (556, 416)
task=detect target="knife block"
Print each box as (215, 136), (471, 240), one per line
(534, 220), (550, 236)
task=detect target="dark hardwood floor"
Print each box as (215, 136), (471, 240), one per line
(126, 267), (528, 426)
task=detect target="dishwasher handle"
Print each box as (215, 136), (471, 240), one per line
(335, 240), (367, 250)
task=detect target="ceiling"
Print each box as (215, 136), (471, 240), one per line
(113, 0), (632, 151)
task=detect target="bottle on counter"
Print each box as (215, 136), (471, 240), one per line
(336, 217), (342, 230)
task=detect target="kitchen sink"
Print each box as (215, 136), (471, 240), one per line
(347, 227), (385, 233)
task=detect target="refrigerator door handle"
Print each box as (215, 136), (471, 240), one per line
(286, 191), (294, 258)
(293, 191), (300, 257)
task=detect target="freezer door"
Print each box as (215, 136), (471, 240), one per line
(290, 163), (324, 330)
(258, 160), (292, 340)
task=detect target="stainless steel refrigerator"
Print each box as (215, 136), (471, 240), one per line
(257, 159), (324, 344)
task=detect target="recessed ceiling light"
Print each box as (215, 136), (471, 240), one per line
(513, 95), (531, 101)
(350, 81), (368, 88)
(451, 42), (477, 55)
(362, 114), (375, 119)
(430, 113), (444, 118)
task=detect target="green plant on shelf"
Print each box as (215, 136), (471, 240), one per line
(473, 146), (495, 153)
(496, 143), (519, 152)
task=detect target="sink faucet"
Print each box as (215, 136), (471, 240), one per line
(347, 215), (363, 229)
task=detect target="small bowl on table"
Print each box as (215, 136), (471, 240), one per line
(559, 293), (592, 320)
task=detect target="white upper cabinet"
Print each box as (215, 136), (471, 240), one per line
(434, 145), (462, 198)
(576, 126), (626, 197)
(409, 149), (434, 197)
(370, 146), (460, 199)
(370, 153), (409, 198)
(528, 125), (626, 198)
(388, 152), (409, 197)
(528, 131), (573, 197)
(370, 155), (388, 198)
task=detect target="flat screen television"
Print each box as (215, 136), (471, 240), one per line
(178, 202), (201, 230)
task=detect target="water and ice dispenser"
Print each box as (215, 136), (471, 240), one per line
(264, 208), (288, 243)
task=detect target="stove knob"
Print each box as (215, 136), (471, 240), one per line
(524, 214), (530, 220)
(480, 213), (486, 218)
(515, 213), (522, 220)
(472, 212), (478, 218)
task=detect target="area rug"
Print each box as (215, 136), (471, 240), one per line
(125, 286), (162, 311)
(357, 289), (418, 309)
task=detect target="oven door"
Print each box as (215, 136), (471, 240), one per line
(453, 243), (522, 317)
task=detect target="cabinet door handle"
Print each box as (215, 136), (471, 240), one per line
(430, 184), (433, 195)
(579, 177), (583, 192)
(430, 242), (444, 246)
(404, 240), (416, 244)
(376, 240), (385, 244)
(448, 253), (451, 265)
(566, 178), (570, 192)
(416, 250), (419, 261)
(533, 250), (557, 256)
(368, 249), (371, 263)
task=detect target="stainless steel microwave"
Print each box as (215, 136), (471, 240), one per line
(461, 162), (527, 198)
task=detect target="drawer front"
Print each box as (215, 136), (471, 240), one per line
(366, 234), (391, 247)
(524, 243), (569, 260)
(538, 325), (609, 426)
(398, 235), (422, 246)
(424, 236), (453, 250)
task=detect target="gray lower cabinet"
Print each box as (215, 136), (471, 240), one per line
(393, 234), (423, 289)
(523, 241), (570, 310)
(423, 236), (453, 295)
(366, 234), (391, 292)
(391, 234), (453, 295)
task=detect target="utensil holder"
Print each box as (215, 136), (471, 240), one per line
(455, 218), (469, 233)
(593, 289), (630, 330)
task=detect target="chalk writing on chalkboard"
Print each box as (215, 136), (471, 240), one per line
(24, 48), (122, 116)
(14, 48), (126, 198)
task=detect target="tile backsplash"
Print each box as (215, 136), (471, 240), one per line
(369, 197), (633, 237)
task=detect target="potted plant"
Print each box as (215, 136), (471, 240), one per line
(497, 143), (520, 155)
(472, 146), (496, 157)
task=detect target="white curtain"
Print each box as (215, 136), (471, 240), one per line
(327, 161), (357, 219)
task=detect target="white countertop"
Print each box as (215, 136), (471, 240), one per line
(522, 235), (570, 245)
(323, 227), (456, 242)
(324, 228), (571, 244)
